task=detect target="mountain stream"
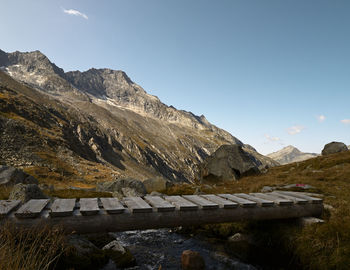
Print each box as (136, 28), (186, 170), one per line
(101, 228), (258, 270)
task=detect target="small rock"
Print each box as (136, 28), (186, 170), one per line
(299, 217), (324, 226)
(150, 191), (164, 196)
(181, 250), (205, 270)
(261, 186), (274, 193)
(102, 240), (136, 268)
(324, 204), (335, 211)
(9, 183), (47, 203)
(282, 184), (314, 190)
(102, 240), (126, 254)
(228, 233), (253, 244)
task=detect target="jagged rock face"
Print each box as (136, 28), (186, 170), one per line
(65, 68), (230, 132)
(200, 144), (265, 182)
(267, 145), (318, 165)
(0, 49), (88, 100)
(322, 142), (348, 156)
(0, 49), (277, 184)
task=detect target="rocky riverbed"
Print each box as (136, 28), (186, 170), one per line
(101, 229), (258, 270)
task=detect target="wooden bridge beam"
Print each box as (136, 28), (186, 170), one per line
(0, 192), (323, 234)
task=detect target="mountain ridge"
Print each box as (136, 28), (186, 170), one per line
(0, 48), (277, 185)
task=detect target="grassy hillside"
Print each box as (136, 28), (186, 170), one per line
(1, 150), (349, 269)
(167, 150), (350, 269)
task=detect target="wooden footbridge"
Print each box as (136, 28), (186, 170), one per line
(0, 192), (323, 234)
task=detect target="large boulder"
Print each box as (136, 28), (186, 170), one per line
(102, 240), (136, 268)
(0, 165), (38, 186)
(200, 144), (262, 182)
(97, 178), (147, 199)
(9, 183), (47, 203)
(58, 235), (108, 270)
(321, 142), (348, 156)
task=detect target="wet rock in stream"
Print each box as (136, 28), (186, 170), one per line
(101, 229), (258, 270)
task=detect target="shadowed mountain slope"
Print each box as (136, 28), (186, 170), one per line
(0, 49), (276, 186)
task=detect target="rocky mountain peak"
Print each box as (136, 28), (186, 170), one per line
(0, 49), (9, 66)
(0, 48), (241, 136)
(282, 145), (301, 154)
(64, 68), (142, 99)
(7, 50), (65, 76)
(267, 145), (318, 165)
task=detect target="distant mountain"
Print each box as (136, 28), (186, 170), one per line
(267, 145), (318, 165)
(0, 49), (277, 185)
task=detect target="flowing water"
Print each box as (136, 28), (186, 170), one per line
(102, 229), (258, 270)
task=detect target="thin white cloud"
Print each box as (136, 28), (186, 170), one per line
(317, 115), (326, 122)
(265, 134), (280, 142)
(287, 125), (304, 135)
(341, 119), (350, 124)
(63, 8), (88, 20)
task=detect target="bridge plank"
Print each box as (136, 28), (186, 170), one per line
(182, 195), (219, 210)
(123, 197), (153, 213)
(15, 199), (49, 218)
(218, 194), (257, 208)
(277, 191), (323, 204)
(251, 193), (293, 206)
(80, 198), (99, 216)
(272, 192), (308, 204)
(200, 194), (238, 209)
(100, 198), (125, 214)
(0, 200), (21, 217)
(164, 196), (199, 211)
(236, 193), (274, 207)
(50, 199), (76, 217)
(144, 196), (175, 212)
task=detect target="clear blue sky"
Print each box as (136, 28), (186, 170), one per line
(1, 0), (349, 154)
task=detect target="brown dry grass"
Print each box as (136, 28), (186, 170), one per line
(0, 222), (66, 270)
(0, 186), (11, 200)
(44, 189), (112, 199)
(167, 150), (350, 270)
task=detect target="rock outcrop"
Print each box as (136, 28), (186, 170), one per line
(9, 183), (47, 202)
(322, 142), (348, 156)
(267, 145), (318, 165)
(0, 165), (38, 186)
(97, 178), (147, 199)
(200, 144), (273, 182)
